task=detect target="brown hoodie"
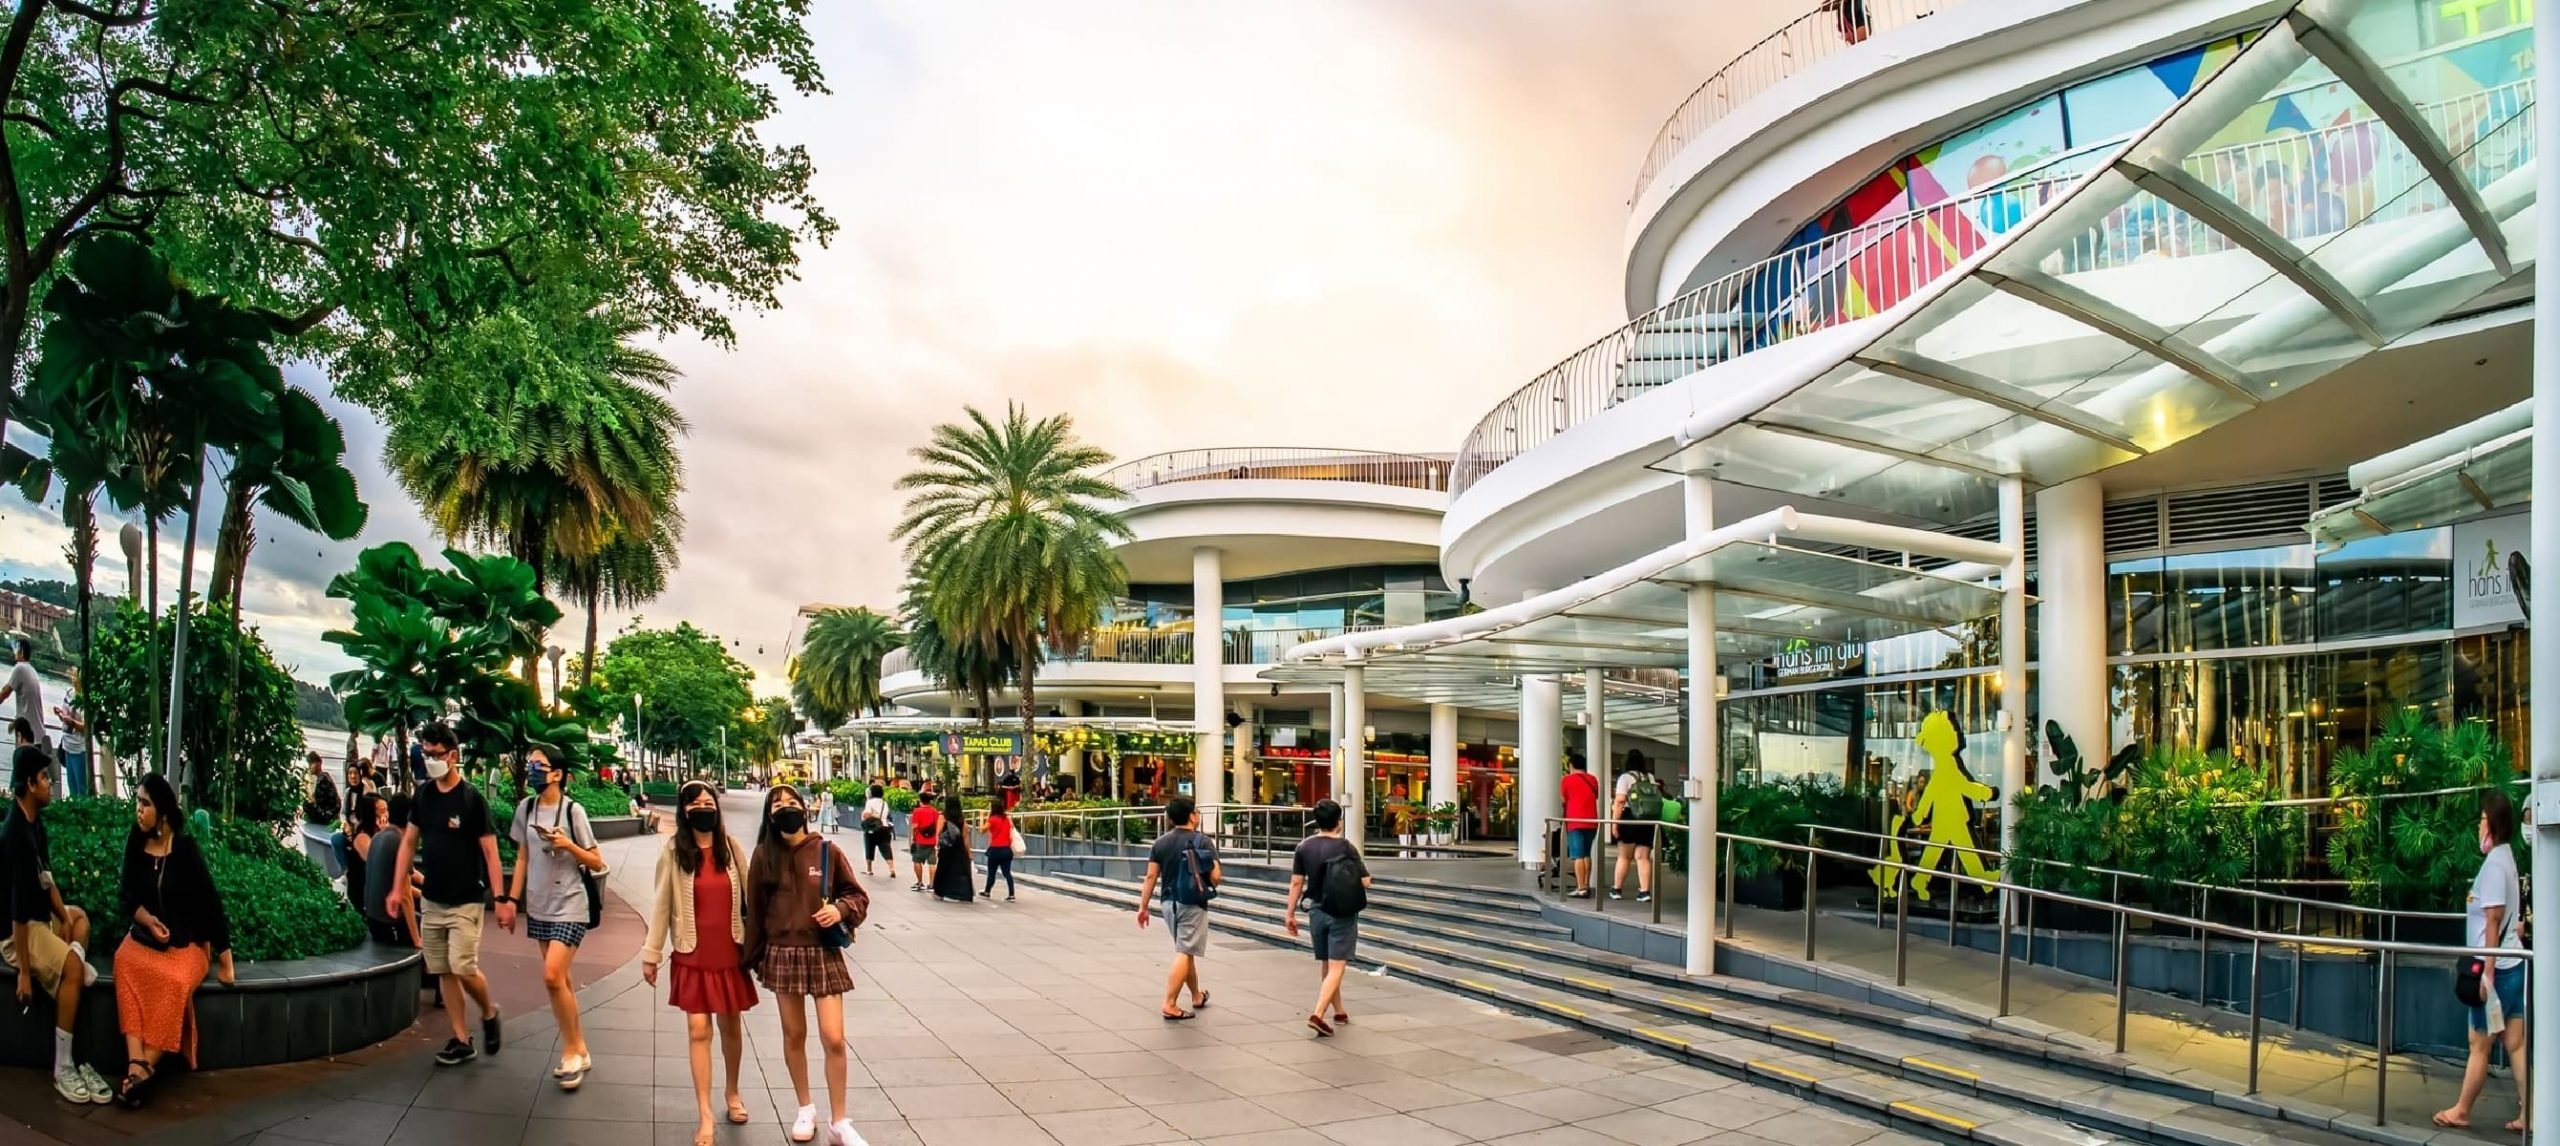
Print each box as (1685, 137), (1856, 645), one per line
(744, 834), (867, 968)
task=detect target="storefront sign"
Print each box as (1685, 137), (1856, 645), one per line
(2454, 514), (2531, 629)
(1269, 727), (1297, 748)
(1770, 639), (1865, 684)
(939, 732), (1025, 756)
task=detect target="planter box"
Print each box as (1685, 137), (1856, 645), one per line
(590, 815), (645, 840)
(1734, 870), (1806, 912)
(0, 940), (421, 1073)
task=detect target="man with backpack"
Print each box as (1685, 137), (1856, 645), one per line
(1611, 750), (1661, 903)
(1284, 799), (1370, 1037)
(1135, 795), (1219, 1020)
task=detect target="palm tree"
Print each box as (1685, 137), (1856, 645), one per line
(893, 405), (1130, 753)
(791, 607), (902, 730)
(898, 568), (1018, 731)
(385, 307), (686, 690)
(553, 514), (681, 690)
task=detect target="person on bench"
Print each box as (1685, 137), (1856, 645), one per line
(0, 744), (101, 1104)
(111, 773), (233, 1107)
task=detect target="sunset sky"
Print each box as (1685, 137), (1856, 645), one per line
(0, 1), (1785, 691)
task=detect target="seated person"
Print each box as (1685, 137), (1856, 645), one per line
(0, 745), (102, 1103)
(110, 773), (234, 1107)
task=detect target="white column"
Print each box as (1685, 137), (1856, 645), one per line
(1192, 546), (1225, 814)
(2036, 476), (2108, 796)
(1232, 704), (1256, 806)
(1428, 704), (1459, 829)
(1343, 665), (1368, 850)
(2527, 10), (2559, 1138)
(1584, 670), (1610, 779)
(1684, 472), (1719, 975)
(1518, 675), (1564, 868)
(1998, 477), (2028, 861)
(1328, 683), (1347, 804)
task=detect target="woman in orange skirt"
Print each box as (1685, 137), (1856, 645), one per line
(112, 773), (234, 1108)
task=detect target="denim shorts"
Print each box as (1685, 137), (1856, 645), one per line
(2470, 962), (2527, 1032)
(1565, 829), (1596, 859)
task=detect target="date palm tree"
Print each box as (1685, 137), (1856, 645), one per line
(553, 514), (681, 690)
(894, 404), (1128, 753)
(898, 568), (1019, 731)
(791, 606), (902, 730)
(385, 307), (685, 690)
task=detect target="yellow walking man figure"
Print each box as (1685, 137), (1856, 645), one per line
(1906, 710), (1999, 901)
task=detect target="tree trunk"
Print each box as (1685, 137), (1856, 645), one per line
(581, 582), (601, 688)
(145, 517), (160, 778)
(1018, 636), (1038, 776)
(517, 523), (548, 697)
(165, 483), (203, 797)
(205, 473), (255, 606)
(64, 494), (93, 795)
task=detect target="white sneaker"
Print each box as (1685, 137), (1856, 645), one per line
(53, 1069), (94, 1104)
(790, 1103), (818, 1143)
(76, 1063), (109, 1103)
(830, 1119), (866, 1146)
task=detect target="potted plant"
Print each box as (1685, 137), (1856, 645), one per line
(1718, 776), (1810, 911)
(1425, 801), (1459, 845)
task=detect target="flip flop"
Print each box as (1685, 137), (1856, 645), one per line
(1192, 992), (1211, 1010)
(1307, 1014), (1334, 1038)
(1161, 1009), (1195, 1022)
(2508, 1121), (2529, 1133)
(2434, 1111), (2472, 1130)
(727, 1095), (751, 1123)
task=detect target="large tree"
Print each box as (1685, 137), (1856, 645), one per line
(894, 405), (1130, 752)
(586, 622), (754, 775)
(0, 0), (831, 441)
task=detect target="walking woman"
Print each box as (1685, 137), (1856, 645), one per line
(931, 794), (975, 902)
(506, 747), (608, 1091)
(981, 802), (1017, 901)
(746, 785), (868, 1146)
(642, 781), (758, 1146)
(111, 774), (233, 1108)
(860, 784), (895, 879)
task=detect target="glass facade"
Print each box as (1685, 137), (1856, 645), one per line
(1110, 564), (1464, 663)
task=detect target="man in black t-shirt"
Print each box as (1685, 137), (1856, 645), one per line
(390, 722), (510, 1066)
(1285, 799), (1369, 1037)
(0, 747), (101, 1102)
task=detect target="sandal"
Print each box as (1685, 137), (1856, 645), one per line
(113, 1060), (152, 1109)
(693, 1120), (716, 1146)
(727, 1093), (751, 1124)
(1307, 1014), (1334, 1038)
(1191, 992), (1211, 1010)
(1161, 1009), (1195, 1021)
(2434, 1111), (2472, 1130)
(1333, 1011), (1350, 1025)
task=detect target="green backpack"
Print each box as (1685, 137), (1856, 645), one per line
(1628, 772), (1665, 823)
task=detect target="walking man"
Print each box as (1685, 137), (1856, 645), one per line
(389, 721), (510, 1065)
(2, 745), (102, 1103)
(1284, 799), (1369, 1037)
(1561, 752), (1600, 898)
(0, 639), (42, 756)
(1135, 795), (1218, 1020)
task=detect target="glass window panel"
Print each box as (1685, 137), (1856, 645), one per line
(2314, 527), (2452, 639)
(2108, 556), (2167, 656)
(2158, 544), (2315, 653)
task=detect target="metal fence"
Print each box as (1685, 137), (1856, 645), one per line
(1631, 0), (1971, 208)
(1100, 447), (1451, 493)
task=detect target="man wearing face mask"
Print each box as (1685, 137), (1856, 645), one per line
(390, 721), (509, 1067)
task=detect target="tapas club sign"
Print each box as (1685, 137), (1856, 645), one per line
(938, 732), (1025, 756)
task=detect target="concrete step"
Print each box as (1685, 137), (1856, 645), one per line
(1024, 871), (2384, 1146)
(1046, 869), (1574, 939)
(1213, 859), (1549, 916)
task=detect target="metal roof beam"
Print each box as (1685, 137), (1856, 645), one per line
(1978, 268), (2263, 407)
(2287, 6), (2513, 279)
(1856, 349), (2147, 456)
(2113, 158), (2387, 347)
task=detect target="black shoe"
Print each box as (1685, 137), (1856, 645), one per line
(1637, 892), (1654, 903)
(483, 1011), (502, 1055)
(435, 1038), (478, 1066)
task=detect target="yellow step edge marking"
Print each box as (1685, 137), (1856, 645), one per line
(1768, 1023), (1835, 1046)
(1634, 1028), (1691, 1049)
(1664, 999), (1715, 1017)
(1749, 1060), (1821, 1086)
(1566, 976), (1615, 990)
(1891, 1101), (1979, 1132)
(1902, 1056), (1980, 1082)
(1455, 978), (1496, 992)
(1535, 1000), (1587, 1018)
(1484, 959), (1529, 972)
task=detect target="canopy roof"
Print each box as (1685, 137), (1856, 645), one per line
(1659, 0), (2535, 525)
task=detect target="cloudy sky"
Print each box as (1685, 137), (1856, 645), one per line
(0, 1), (1783, 694)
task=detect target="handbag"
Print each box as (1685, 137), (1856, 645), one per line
(817, 840), (853, 949)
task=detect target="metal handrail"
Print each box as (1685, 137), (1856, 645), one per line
(1463, 77), (2535, 501)
(1099, 447), (1452, 493)
(1630, 0), (1970, 207)
(882, 626), (1370, 677)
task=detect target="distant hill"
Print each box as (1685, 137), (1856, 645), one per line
(295, 680), (347, 730)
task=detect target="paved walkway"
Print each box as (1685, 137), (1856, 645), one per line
(25, 793), (1929, 1146)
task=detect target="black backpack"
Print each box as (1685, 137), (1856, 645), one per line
(1318, 847), (1368, 917)
(1167, 830), (1217, 907)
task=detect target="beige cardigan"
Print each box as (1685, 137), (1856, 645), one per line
(641, 833), (749, 968)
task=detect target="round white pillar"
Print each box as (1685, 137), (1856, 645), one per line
(2035, 476), (2109, 795)
(1518, 675), (1564, 868)
(1231, 704), (1256, 806)
(1192, 546), (1225, 814)
(1998, 478), (2028, 861)
(1683, 473), (1718, 975)
(2526, 10), (2560, 1136)
(1328, 683), (1347, 804)
(1428, 704), (1459, 830)
(1343, 666), (1368, 850)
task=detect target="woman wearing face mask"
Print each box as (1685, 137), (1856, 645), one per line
(110, 773), (233, 1108)
(506, 747), (609, 1090)
(747, 785), (868, 1145)
(642, 781), (758, 1146)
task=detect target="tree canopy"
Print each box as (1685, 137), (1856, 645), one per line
(587, 623), (755, 762)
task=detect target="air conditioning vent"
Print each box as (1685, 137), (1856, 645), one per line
(2103, 497), (2163, 554)
(2165, 481), (2314, 548)
(2315, 473), (2355, 510)
(1257, 708), (1313, 726)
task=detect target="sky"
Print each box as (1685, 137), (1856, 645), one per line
(0, 0), (1786, 694)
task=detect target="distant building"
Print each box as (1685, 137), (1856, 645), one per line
(0, 590), (69, 639)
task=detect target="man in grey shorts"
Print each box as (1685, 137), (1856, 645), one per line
(1285, 799), (1370, 1037)
(1135, 796), (1219, 1020)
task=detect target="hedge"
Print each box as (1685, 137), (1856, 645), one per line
(45, 797), (364, 963)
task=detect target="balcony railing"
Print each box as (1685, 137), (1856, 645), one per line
(1456, 78), (2532, 500)
(879, 625), (1376, 682)
(1099, 447), (1451, 494)
(1631, 0), (1970, 208)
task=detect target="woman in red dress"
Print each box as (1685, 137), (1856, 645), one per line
(642, 781), (757, 1146)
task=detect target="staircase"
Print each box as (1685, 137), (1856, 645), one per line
(1021, 862), (2397, 1146)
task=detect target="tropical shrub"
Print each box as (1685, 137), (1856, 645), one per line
(2327, 712), (2522, 912)
(86, 602), (303, 827)
(2010, 747), (2303, 903)
(884, 787), (922, 816)
(46, 797), (363, 962)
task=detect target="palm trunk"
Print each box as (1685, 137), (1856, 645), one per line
(165, 483), (204, 796)
(205, 473), (254, 607)
(63, 494), (94, 795)
(145, 517), (160, 777)
(1018, 635), (1038, 776)
(581, 582), (601, 688)
(517, 523), (548, 697)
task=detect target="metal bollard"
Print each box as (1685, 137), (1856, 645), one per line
(2113, 911), (2131, 1054)
(2246, 935), (2264, 1094)
(1651, 842), (1664, 925)
(1947, 875), (1959, 949)
(2197, 889), (2211, 1007)
(1894, 867), (1911, 986)
(1997, 892), (2013, 1017)
(2291, 902), (2305, 1030)
(2375, 950), (2393, 1126)
(1723, 837), (1736, 938)
(2024, 893), (2037, 969)
(1805, 851), (1820, 961)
